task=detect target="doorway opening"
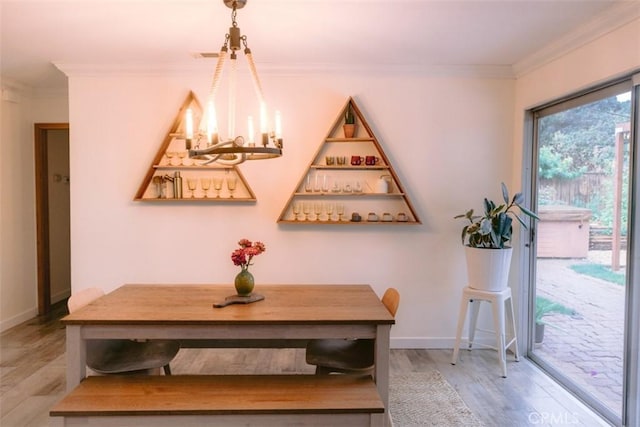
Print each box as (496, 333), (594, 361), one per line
(527, 78), (636, 426)
(34, 123), (70, 316)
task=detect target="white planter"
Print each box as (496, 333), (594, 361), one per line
(464, 246), (513, 291)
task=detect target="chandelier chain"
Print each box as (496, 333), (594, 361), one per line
(231, 7), (238, 27)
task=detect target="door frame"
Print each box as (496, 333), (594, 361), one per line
(34, 122), (69, 316)
(521, 74), (639, 427)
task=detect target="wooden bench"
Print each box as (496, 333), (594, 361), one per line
(50, 374), (385, 426)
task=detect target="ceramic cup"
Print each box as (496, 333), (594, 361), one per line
(351, 212), (362, 222)
(382, 212), (393, 222)
(365, 156), (379, 166)
(351, 156), (364, 166)
(397, 212), (408, 222)
(368, 212), (378, 222)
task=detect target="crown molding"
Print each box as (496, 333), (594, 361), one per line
(513, 1), (640, 78)
(53, 61), (215, 77)
(258, 62), (516, 79)
(1, 76), (68, 98)
(54, 61), (515, 80)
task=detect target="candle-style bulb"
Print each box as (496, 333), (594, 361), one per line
(248, 116), (255, 146)
(185, 108), (194, 150)
(260, 102), (267, 134)
(207, 101), (218, 145)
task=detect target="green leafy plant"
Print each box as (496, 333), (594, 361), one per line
(344, 104), (355, 124)
(455, 183), (539, 248)
(535, 296), (576, 325)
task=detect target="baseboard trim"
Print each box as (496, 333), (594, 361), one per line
(391, 337), (497, 349)
(0, 307), (38, 333)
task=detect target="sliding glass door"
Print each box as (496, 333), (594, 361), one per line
(528, 76), (638, 426)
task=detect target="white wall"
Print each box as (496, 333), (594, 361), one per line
(0, 82), (69, 331)
(65, 70), (515, 347)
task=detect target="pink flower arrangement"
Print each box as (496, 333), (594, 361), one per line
(231, 239), (266, 272)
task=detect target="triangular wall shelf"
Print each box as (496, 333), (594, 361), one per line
(134, 91), (256, 202)
(278, 97), (420, 224)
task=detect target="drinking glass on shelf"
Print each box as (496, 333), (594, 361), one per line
(336, 203), (345, 221)
(292, 202), (301, 221)
(152, 176), (163, 198)
(164, 180), (171, 198)
(314, 202), (323, 221)
(325, 202), (334, 222)
(177, 151), (187, 165)
(200, 178), (211, 198)
(187, 178), (197, 198)
(213, 177), (223, 198)
(167, 151), (180, 166)
(313, 174), (322, 193)
(164, 151), (174, 166)
(304, 175), (312, 192)
(322, 175), (330, 193)
(226, 176), (237, 198)
(302, 202), (311, 221)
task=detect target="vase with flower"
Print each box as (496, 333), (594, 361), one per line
(231, 239), (266, 296)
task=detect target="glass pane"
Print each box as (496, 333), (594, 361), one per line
(533, 89), (631, 418)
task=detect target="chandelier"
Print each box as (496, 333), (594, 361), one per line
(185, 0), (282, 165)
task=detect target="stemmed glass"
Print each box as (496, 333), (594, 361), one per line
(213, 178), (223, 198)
(186, 178), (197, 198)
(200, 178), (211, 198)
(302, 202), (311, 221)
(177, 151), (186, 165)
(226, 176), (237, 198)
(314, 202), (323, 221)
(292, 203), (301, 221)
(336, 203), (345, 221)
(325, 202), (334, 222)
(165, 151), (176, 166)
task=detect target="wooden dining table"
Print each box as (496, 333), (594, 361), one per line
(61, 284), (395, 412)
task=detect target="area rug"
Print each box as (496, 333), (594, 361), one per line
(389, 371), (484, 426)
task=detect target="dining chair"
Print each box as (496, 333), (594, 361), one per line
(67, 287), (181, 375)
(305, 287), (400, 375)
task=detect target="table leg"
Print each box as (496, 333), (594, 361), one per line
(66, 325), (86, 391)
(374, 324), (391, 425)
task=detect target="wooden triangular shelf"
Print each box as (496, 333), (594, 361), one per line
(278, 97), (420, 224)
(134, 91), (256, 202)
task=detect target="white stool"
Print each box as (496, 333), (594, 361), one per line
(451, 286), (519, 377)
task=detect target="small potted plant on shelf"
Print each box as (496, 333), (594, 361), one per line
(343, 104), (356, 138)
(455, 182), (539, 291)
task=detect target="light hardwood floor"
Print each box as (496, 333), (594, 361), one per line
(1, 302), (611, 427)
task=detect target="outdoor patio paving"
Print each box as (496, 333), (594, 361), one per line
(535, 250), (627, 414)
